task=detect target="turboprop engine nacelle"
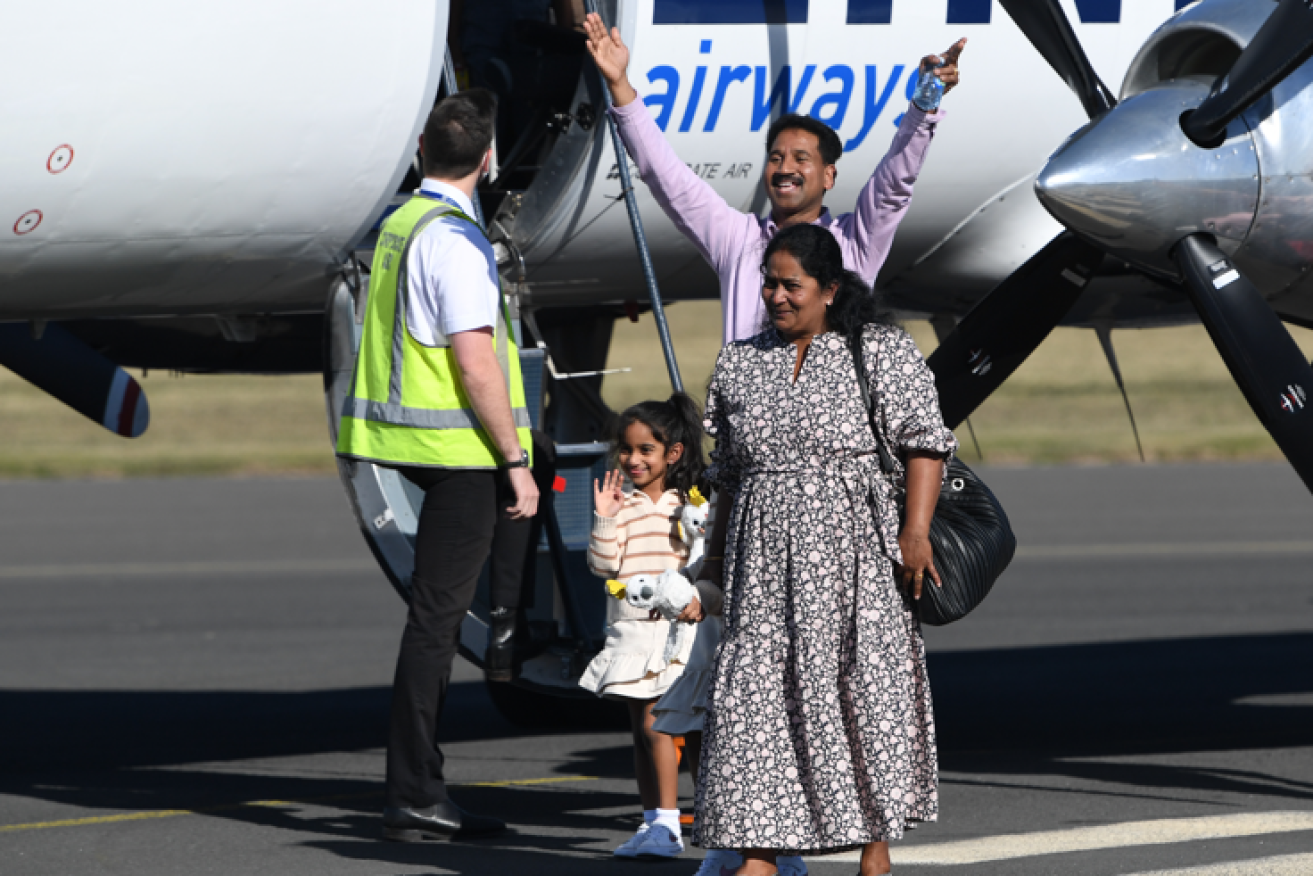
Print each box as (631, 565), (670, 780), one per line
(1036, 0), (1313, 310)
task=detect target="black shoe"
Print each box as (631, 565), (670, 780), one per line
(485, 606), (517, 683)
(382, 801), (506, 842)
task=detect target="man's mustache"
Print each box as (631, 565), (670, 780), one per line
(771, 173), (804, 188)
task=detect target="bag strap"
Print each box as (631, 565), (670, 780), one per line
(846, 329), (900, 479)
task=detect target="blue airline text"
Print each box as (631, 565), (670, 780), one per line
(645, 49), (913, 149)
(653, 0), (1194, 25)
(646, 1), (1194, 143)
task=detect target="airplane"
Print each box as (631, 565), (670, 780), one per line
(4, 0), (1312, 718)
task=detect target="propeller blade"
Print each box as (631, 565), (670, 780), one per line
(1182, 0), (1313, 147)
(0, 322), (150, 438)
(1174, 235), (1313, 492)
(997, 0), (1116, 118)
(927, 233), (1104, 429)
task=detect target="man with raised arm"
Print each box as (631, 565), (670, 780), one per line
(583, 14), (964, 344)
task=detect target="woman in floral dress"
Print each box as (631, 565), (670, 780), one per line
(683, 223), (957, 876)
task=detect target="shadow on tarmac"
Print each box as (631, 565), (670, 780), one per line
(2, 632), (1311, 865)
(932, 631), (1313, 755)
(930, 631), (1313, 805)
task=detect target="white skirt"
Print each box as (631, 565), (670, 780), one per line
(651, 615), (722, 735)
(578, 618), (693, 701)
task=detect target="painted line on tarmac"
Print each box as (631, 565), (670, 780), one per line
(0, 793), (374, 834)
(822, 811), (1313, 866)
(0, 559), (378, 580)
(1014, 540), (1313, 561)
(1124, 852), (1313, 875)
(463, 776), (598, 788)
(0, 776), (597, 833)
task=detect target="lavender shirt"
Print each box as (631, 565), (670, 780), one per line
(612, 98), (945, 345)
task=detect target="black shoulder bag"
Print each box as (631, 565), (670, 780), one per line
(848, 332), (1017, 626)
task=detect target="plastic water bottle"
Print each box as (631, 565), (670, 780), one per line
(912, 63), (945, 113)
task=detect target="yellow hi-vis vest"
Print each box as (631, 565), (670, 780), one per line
(336, 195), (532, 469)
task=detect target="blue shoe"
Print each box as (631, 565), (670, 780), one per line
(614, 824), (650, 858)
(636, 824), (685, 859)
(776, 855), (807, 875)
(692, 848), (743, 875)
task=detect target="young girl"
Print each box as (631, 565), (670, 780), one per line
(581, 393), (705, 861)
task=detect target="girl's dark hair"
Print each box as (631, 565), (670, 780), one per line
(762, 223), (893, 340)
(612, 393), (706, 499)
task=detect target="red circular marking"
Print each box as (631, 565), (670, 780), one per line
(14, 210), (43, 235)
(47, 145), (74, 174)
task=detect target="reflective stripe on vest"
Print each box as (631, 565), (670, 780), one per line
(341, 398), (532, 431)
(335, 196), (532, 469)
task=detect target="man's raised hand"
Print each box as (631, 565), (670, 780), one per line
(928, 37), (967, 95)
(583, 12), (638, 106)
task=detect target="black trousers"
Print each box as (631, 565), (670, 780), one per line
(385, 467), (530, 808)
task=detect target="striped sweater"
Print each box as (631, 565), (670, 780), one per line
(588, 488), (688, 623)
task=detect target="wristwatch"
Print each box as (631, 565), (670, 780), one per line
(503, 448), (530, 469)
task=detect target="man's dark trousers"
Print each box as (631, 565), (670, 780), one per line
(385, 467), (529, 809)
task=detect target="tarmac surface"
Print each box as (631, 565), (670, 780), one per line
(1, 463), (1312, 875)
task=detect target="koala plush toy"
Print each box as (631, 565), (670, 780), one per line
(607, 569), (695, 662)
(602, 488), (713, 664)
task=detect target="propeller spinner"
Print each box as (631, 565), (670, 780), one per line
(1035, 80), (1259, 279)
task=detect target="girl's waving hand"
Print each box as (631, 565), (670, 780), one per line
(593, 468), (625, 518)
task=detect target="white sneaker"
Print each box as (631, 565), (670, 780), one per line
(636, 823), (685, 859)
(614, 823), (651, 858)
(776, 855), (808, 876)
(693, 849), (744, 875)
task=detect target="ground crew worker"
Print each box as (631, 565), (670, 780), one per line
(336, 89), (538, 842)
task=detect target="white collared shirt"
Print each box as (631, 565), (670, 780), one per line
(404, 179), (500, 347)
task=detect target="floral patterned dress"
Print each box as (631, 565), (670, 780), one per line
(695, 324), (958, 855)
